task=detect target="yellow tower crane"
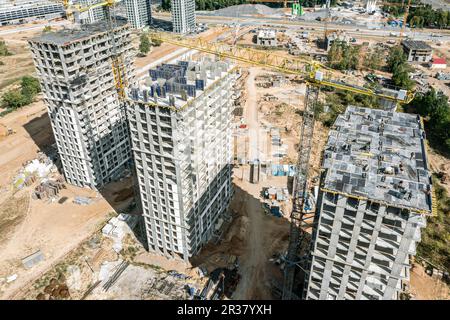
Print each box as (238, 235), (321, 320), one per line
(147, 31), (416, 300)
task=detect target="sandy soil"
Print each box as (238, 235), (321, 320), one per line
(133, 27), (231, 71)
(410, 263), (450, 300)
(231, 176), (290, 299)
(0, 100), (51, 201)
(428, 149), (450, 194)
(0, 98), (136, 299)
(0, 22), (67, 94)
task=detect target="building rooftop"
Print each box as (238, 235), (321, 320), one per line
(402, 40), (432, 51)
(29, 18), (128, 45)
(322, 106), (433, 214)
(432, 56), (446, 64)
(128, 57), (234, 110)
(257, 29), (276, 39)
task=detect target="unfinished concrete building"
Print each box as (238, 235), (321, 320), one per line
(126, 57), (238, 260)
(74, 0), (106, 24)
(29, 19), (135, 188)
(124, 0), (152, 29)
(256, 30), (277, 47)
(171, 0), (196, 34)
(304, 106), (433, 300)
(325, 31), (350, 51)
(402, 40), (433, 63)
(0, 0), (65, 26)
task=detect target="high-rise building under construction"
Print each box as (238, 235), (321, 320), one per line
(124, 0), (152, 29)
(126, 57), (238, 260)
(303, 106), (433, 300)
(28, 20), (135, 188)
(171, 0), (196, 34)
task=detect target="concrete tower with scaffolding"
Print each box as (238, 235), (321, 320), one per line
(126, 55), (239, 260)
(124, 0), (152, 29)
(303, 106), (434, 300)
(28, 19), (135, 188)
(171, 0), (196, 34)
(74, 0), (106, 24)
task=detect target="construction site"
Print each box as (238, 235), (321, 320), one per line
(0, 0), (449, 302)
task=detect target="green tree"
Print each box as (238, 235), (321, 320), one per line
(387, 46), (407, 72)
(327, 40), (360, 71)
(364, 47), (385, 70)
(407, 88), (450, 152)
(161, 0), (171, 10)
(21, 76), (41, 99)
(0, 40), (11, 56)
(139, 33), (151, 56)
(392, 63), (414, 90)
(152, 38), (162, 47)
(43, 25), (52, 33)
(1, 90), (27, 110)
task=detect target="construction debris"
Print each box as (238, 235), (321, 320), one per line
(22, 250), (44, 269)
(13, 152), (58, 190)
(32, 176), (66, 200)
(73, 196), (93, 205)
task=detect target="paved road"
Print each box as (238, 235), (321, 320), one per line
(155, 12), (450, 42)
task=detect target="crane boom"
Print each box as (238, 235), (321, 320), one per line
(148, 32), (414, 103)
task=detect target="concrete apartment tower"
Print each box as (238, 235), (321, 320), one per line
(171, 0), (196, 34)
(124, 0), (152, 29)
(126, 57), (238, 260)
(75, 0), (106, 24)
(28, 20), (135, 188)
(303, 106), (433, 300)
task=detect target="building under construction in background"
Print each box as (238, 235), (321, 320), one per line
(0, 0), (65, 25)
(171, 0), (196, 34)
(126, 56), (239, 260)
(28, 19), (135, 188)
(302, 106), (433, 300)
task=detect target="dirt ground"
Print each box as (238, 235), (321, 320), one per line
(0, 100), (50, 201)
(230, 176), (290, 299)
(410, 263), (450, 300)
(428, 149), (450, 195)
(0, 22), (67, 95)
(0, 97), (137, 299)
(133, 27), (231, 71)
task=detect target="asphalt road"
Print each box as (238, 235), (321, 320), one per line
(154, 12), (450, 42)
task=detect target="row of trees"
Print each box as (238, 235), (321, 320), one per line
(383, 2), (450, 29)
(138, 33), (162, 56)
(386, 46), (415, 90)
(407, 88), (450, 152)
(327, 41), (385, 71)
(327, 40), (360, 70)
(1, 76), (41, 116)
(408, 6), (450, 29)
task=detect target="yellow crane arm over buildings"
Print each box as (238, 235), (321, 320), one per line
(148, 31), (414, 300)
(148, 32), (414, 103)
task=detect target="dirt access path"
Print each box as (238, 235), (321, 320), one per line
(231, 66), (290, 299)
(231, 177), (290, 299)
(245, 67), (270, 163)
